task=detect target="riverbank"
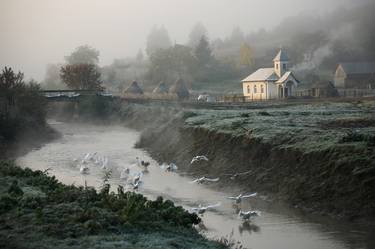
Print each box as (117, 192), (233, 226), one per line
(117, 100), (375, 220)
(0, 122), (59, 160)
(0, 160), (226, 249)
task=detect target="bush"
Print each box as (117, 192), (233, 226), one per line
(0, 67), (47, 141)
(0, 161), (201, 237)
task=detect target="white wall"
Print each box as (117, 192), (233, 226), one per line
(243, 81), (270, 100)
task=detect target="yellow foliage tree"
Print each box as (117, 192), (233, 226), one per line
(239, 43), (254, 68)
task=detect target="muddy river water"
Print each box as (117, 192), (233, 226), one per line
(17, 121), (373, 249)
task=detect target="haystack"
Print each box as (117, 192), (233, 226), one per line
(123, 81), (143, 95)
(152, 82), (169, 94)
(169, 78), (189, 100)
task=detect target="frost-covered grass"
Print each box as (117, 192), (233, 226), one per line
(0, 161), (226, 249)
(185, 100), (375, 153)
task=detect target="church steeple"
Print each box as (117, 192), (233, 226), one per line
(273, 48), (289, 77)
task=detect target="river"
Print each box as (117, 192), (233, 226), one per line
(16, 120), (373, 249)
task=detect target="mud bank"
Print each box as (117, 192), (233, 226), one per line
(120, 103), (375, 220)
(0, 123), (59, 160)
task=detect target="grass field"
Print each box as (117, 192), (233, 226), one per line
(184, 100), (375, 153)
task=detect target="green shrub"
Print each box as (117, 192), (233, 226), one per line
(0, 194), (18, 214)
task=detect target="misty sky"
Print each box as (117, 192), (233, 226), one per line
(0, 0), (360, 80)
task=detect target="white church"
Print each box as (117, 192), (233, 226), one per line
(242, 49), (299, 100)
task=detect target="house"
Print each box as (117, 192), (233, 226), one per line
(242, 49), (299, 100)
(123, 80), (143, 95)
(169, 78), (189, 100)
(152, 82), (169, 94)
(334, 62), (375, 89)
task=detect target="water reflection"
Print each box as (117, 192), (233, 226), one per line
(238, 221), (261, 235)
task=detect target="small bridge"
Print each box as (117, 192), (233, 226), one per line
(40, 89), (113, 102)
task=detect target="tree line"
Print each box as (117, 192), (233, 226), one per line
(42, 1), (375, 91)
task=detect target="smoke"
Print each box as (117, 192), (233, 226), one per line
(291, 45), (332, 73)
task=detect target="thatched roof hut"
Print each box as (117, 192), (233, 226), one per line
(169, 78), (189, 100)
(123, 80), (143, 95)
(152, 82), (169, 94)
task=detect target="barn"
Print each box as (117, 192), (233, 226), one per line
(334, 62), (375, 89)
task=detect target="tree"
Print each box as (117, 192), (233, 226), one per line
(148, 44), (197, 83)
(60, 64), (103, 90)
(239, 43), (254, 68)
(0, 67), (25, 109)
(194, 35), (213, 66)
(0, 67), (46, 140)
(65, 45), (100, 65)
(229, 27), (245, 45)
(188, 22), (208, 48)
(146, 26), (172, 56)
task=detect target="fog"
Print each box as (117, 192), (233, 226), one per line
(0, 0), (365, 81)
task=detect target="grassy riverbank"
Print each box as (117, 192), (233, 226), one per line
(47, 98), (375, 219)
(0, 161), (226, 249)
(120, 100), (375, 219)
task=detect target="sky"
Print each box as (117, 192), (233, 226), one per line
(0, 0), (361, 81)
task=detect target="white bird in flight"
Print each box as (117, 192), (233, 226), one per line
(132, 172), (143, 185)
(190, 176), (220, 184)
(101, 156), (109, 169)
(191, 155), (209, 164)
(238, 210), (261, 221)
(227, 192), (257, 204)
(120, 168), (130, 180)
(81, 152), (97, 164)
(79, 164), (89, 174)
(191, 203), (221, 215)
(130, 180), (142, 190)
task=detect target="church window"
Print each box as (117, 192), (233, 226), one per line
(247, 85), (250, 94)
(276, 64), (278, 70)
(254, 85), (257, 93)
(283, 63), (287, 70)
(261, 85), (264, 93)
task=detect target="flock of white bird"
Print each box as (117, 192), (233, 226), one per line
(73, 153), (260, 222)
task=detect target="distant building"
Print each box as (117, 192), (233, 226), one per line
(123, 80), (143, 95)
(152, 82), (169, 94)
(296, 81), (338, 98)
(169, 78), (189, 100)
(334, 62), (375, 89)
(242, 49), (299, 100)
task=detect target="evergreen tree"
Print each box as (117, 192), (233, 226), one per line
(194, 36), (212, 66)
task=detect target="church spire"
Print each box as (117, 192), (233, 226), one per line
(273, 48), (289, 77)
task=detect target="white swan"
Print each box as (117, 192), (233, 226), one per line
(120, 168), (130, 180)
(227, 192), (257, 204)
(190, 176), (220, 184)
(81, 152), (97, 164)
(130, 180), (142, 190)
(191, 155), (209, 164)
(101, 156), (109, 169)
(238, 210), (261, 220)
(79, 164), (89, 174)
(132, 172), (143, 185)
(161, 163), (178, 172)
(191, 203), (221, 215)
